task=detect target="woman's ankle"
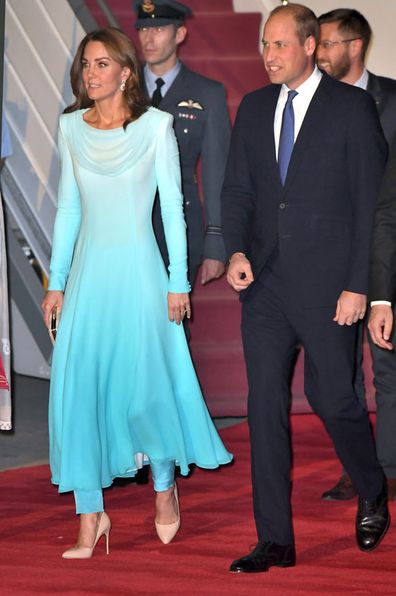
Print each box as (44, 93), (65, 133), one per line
(155, 485), (174, 499)
(76, 512), (101, 545)
(79, 512), (100, 524)
(155, 487), (177, 523)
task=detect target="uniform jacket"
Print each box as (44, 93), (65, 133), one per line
(222, 73), (387, 307)
(148, 62), (231, 271)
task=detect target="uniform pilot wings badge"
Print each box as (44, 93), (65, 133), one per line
(177, 100), (204, 110)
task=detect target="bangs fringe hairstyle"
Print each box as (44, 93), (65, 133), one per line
(64, 27), (148, 129)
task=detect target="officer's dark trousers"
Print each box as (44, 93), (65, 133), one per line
(241, 263), (384, 545)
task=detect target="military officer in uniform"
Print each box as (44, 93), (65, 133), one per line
(128, 0), (230, 487)
(134, 0), (231, 286)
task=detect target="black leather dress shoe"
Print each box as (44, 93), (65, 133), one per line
(356, 483), (390, 551)
(230, 542), (296, 573)
(322, 474), (357, 501)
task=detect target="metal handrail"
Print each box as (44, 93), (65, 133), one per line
(67, 0), (98, 31)
(95, 0), (120, 29)
(67, 0), (121, 32)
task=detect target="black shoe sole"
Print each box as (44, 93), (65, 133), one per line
(229, 561), (296, 573)
(230, 567), (269, 574)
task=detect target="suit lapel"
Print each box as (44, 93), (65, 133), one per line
(366, 72), (383, 113)
(261, 85), (282, 190)
(283, 75), (329, 191)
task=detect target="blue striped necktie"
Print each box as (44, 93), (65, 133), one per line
(278, 89), (298, 185)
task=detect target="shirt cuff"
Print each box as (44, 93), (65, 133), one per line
(370, 300), (392, 307)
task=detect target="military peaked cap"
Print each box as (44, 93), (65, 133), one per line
(134, 0), (192, 28)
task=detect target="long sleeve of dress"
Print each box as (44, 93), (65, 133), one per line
(155, 114), (191, 294)
(48, 119), (81, 291)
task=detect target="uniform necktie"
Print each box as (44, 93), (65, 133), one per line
(151, 78), (165, 108)
(278, 89), (298, 185)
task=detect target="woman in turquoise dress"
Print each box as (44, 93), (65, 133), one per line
(42, 27), (232, 559)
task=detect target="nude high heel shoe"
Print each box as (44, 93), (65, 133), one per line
(155, 484), (180, 544)
(62, 512), (111, 559)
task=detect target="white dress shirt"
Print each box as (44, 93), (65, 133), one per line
(274, 66), (323, 159)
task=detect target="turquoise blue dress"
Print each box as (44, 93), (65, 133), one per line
(48, 107), (232, 493)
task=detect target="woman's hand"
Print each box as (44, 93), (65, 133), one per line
(41, 290), (64, 328)
(168, 292), (191, 325)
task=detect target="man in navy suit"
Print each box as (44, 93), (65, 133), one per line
(317, 8), (396, 502)
(222, 3), (389, 573)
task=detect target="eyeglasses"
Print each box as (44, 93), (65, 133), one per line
(317, 37), (362, 50)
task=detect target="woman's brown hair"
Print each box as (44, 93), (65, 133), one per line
(64, 27), (148, 129)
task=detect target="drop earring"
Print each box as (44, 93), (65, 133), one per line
(120, 80), (126, 92)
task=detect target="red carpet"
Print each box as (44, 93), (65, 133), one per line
(1, 415), (395, 595)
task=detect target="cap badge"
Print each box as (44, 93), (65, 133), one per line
(142, 0), (155, 14)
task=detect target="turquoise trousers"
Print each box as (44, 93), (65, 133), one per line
(74, 461), (175, 514)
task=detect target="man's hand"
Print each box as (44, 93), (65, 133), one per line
(333, 291), (366, 326)
(226, 252), (254, 292)
(368, 304), (394, 350)
(200, 258), (225, 285)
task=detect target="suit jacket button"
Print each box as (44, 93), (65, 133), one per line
(279, 202), (286, 209)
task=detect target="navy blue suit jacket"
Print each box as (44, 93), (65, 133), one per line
(222, 73), (387, 307)
(367, 71), (396, 148)
(369, 134), (396, 302)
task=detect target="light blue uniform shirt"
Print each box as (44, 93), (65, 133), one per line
(354, 68), (369, 90)
(144, 60), (182, 101)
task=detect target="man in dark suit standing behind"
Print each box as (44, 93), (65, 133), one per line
(368, 135), (396, 357)
(317, 8), (396, 501)
(317, 9), (396, 147)
(222, 3), (389, 573)
(134, 0), (231, 287)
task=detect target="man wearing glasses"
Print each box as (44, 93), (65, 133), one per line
(317, 8), (396, 502)
(317, 9), (396, 146)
